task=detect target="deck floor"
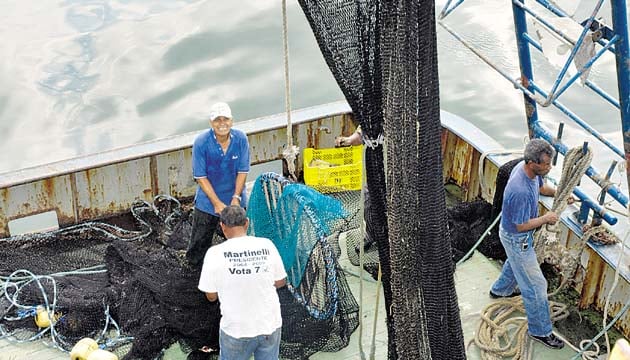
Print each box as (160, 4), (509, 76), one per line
(0, 251), (581, 360)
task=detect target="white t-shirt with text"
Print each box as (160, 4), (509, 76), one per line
(198, 236), (287, 338)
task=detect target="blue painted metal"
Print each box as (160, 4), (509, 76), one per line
(545, 0), (605, 102)
(522, 30), (621, 108)
(584, 81), (621, 109)
(551, 35), (619, 103)
(532, 0), (617, 53)
(573, 187), (618, 225)
(514, 0), (616, 55)
(511, 1), (624, 225)
(611, 0), (630, 194)
(522, 32), (543, 52)
(442, 0), (629, 224)
(438, 0), (465, 20)
(532, 0), (568, 17)
(531, 121), (629, 212)
(552, 122), (564, 166)
(512, 0), (539, 136)
(529, 81), (625, 159)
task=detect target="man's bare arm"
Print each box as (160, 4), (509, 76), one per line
(515, 212), (559, 232)
(231, 172), (248, 206)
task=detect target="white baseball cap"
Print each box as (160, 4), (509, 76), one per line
(209, 102), (232, 121)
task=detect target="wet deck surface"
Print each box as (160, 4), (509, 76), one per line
(0, 249), (582, 360)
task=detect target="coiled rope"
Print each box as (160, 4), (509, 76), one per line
(473, 296), (569, 360)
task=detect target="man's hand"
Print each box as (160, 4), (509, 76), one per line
(335, 136), (349, 147)
(230, 197), (241, 206)
(544, 211), (559, 225)
(213, 202), (227, 215)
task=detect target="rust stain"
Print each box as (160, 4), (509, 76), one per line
(79, 207), (93, 220)
(56, 213), (74, 226)
(43, 178), (55, 200)
(440, 129), (448, 156)
(579, 249), (605, 309)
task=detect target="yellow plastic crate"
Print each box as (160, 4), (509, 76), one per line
(303, 145), (363, 192)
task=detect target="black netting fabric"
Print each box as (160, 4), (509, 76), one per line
(1, 180), (367, 359)
(448, 158), (524, 263)
(298, 0), (465, 358)
(0, 196), (222, 359)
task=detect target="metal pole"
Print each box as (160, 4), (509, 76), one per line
(512, 0), (538, 138)
(611, 0), (630, 193)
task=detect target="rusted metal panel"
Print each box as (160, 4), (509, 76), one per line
(443, 133), (478, 201)
(465, 150), (481, 201)
(154, 148), (196, 199)
(248, 127), (287, 165)
(441, 130), (458, 183)
(580, 247), (606, 308)
(0, 176), (75, 238)
(74, 159), (153, 221)
(479, 159), (499, 203)
(0, 106), (356, 237)
(590, 255), (630, 338)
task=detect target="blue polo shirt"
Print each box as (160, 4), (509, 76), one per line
(500, 161), (544, 234)
(192, 128), (250, 215)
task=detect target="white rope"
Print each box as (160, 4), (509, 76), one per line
(534, 146), (592, 262)
(281, 0), (299, 180)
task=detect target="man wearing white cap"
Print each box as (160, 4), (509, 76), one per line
(187, 102), (251, 266)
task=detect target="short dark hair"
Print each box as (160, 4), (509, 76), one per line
(220, 205), (248, 227)
(524, 138), (555, 164)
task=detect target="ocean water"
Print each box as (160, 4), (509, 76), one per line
(0, 0), (627, 195)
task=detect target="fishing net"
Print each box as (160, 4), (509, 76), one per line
(0, 195), (221, 360)
(447, 159), (524, 263)
(247, 172), (360, 359)
(298, 0), (466, 358)
(1, 175), (366, 359)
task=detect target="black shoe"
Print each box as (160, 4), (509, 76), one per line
(489, 290), (521, 299)
(530, 333), (565, 349)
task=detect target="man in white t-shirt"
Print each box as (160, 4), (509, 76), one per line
(198, 205), (287, 360)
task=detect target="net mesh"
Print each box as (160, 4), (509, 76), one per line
(247, 172), (360, 359)
(0, 176), (366, 359)
(0, 196), (221, 359)
(298, 0), (466, 358)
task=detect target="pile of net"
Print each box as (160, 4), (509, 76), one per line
(0, 195), (219, 359)
(0, 173), (362, 359)
(247, 172), (360, 359)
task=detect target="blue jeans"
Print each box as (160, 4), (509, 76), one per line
(490, 227), (553, 337)
(219, 327), (281, 360)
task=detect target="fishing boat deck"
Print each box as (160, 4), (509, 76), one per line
(0, 250), (581, 360)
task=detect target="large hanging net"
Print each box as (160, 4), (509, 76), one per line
(298, 0), (466, 358)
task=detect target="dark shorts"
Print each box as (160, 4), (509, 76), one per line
(186, 208), (225, 266)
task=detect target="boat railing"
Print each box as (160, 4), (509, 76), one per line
(438, 0), (630, 226)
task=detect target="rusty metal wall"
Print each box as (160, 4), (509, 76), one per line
(0, 105), (355, 238)
(441, 129), (487, 202)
